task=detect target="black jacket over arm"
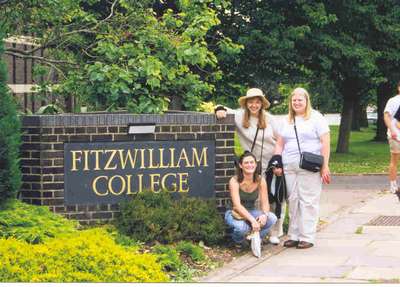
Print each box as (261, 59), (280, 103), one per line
(265, 155), (287, 219)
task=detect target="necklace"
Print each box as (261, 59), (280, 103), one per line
(240, 180), (256, 192)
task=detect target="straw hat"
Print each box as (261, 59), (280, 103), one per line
(238, 88), (270, 109)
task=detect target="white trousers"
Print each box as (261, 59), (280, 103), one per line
(284, 163), (322, 244)
(269, 201), (286, 237)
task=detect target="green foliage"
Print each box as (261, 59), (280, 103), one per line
(2, 0), (241, 112)
(35, 104), (64, 115)
(116, 191), (225, 245)
(177, 196), (225, 245)
(152, 241), (206, 282)
(0, 228), (168, 282)
(0, 36), (21, 202)
(176, 241), (205, 262)
(153, 244), (183, 272)
(0, 199), (78, 244)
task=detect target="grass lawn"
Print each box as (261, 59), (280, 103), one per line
(329, 125), (388, 174)
(234, 125), (389, 174)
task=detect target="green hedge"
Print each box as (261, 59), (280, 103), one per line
(0, 228), (168, 282)
(116, 191), (225, 245)
(0, 199), (78, 243)
(0, 35), (21, 202)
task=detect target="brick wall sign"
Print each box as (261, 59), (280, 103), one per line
(20, 112), (235, 224)
(64, 140), (215, 204)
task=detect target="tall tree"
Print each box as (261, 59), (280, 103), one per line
(1, 0), (241, 112)
(0, 27), (21, 202)
(369, 1), (400, 141)
(292, 1), (382, 152)
(215, 1), (311, 106)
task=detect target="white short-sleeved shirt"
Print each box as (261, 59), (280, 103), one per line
(384, 95), (400, 139)
(278, 110), (330, 165)
(225, 107), (279, 173)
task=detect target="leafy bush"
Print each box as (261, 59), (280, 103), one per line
(0, 199), (78, 243)
(0, 37), (21, 202)
(0, 228), (168, 282)
(153, 244), (183, 272)
(116, 191), (225, 245)
(176, 241), (205, 263)
(177, 196), (225, 245)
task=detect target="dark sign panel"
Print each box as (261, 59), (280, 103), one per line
(64, 141), (215, 205)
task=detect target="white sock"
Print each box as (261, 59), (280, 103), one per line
(390, 181), (398, 193)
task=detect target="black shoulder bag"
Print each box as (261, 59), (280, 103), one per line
(293, 117), (324, 172)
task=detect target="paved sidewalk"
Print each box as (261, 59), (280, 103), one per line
(202, 175), (400, 283)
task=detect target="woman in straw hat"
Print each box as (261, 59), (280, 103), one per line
(215, 87), (285, 245)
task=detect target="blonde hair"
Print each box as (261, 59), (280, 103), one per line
(241, 97), (267, 129)
(288, 87), (312, 123)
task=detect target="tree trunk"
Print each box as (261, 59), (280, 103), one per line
(336, 80), (359, 153)
(351, 97), (361, 131)
(375, 82), (392, 141)
(360, 105), (368, 128)
(169, 94), (184, 111)
(65, 95), (74, 113)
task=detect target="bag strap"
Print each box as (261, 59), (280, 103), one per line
(250, 125), (265, 173)
(293, 117), (302, 155)
(259, 128), (265, 172)
(250, 127), (260, 152)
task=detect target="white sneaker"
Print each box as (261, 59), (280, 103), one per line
(269, 236), (280, 245)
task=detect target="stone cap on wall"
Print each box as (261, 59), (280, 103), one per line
(22, 112), (234, 127)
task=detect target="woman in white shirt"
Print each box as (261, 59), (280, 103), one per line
(274, 87), (331, 249)
(215, 88), (284, 245)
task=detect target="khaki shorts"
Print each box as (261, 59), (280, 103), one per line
(388, 138), (400, 154)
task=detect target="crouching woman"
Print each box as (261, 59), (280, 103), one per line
(225, 151), (277, 246)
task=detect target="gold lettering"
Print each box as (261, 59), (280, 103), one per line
(104, 149), (118, 170)
(178, 172), (189, 192)
(192, 147), (208, 167)
(140, 149), (146, 169)
(108, 175), (126, 195)
(150, 173), (161, 193)
(92, 175), (108, 196)
(158, 148), (169, 168)
(90, 150), (103, 171)
(169, 148), (177, 168)
(137, 174), (144, 193)
(161, 173), (177, 192)
(71, 150), (82, 171)
(148, 148), (160, 168)
(177, 148), (192, 167)
(126, 175), (134, 195)
(119, 149), (138, 169)
(83, 150), (89, 171)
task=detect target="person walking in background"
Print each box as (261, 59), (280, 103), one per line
(383, 81), (400, 200)
(215, 88), (285, 245)
(274, 87), (331, 249)
(224, 151), (277, 248)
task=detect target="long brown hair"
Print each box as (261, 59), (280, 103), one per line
(236, 151), (261, 184)
(242, 98), (267, 129)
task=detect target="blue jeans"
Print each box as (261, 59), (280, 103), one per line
(225, 209), (278, 243)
